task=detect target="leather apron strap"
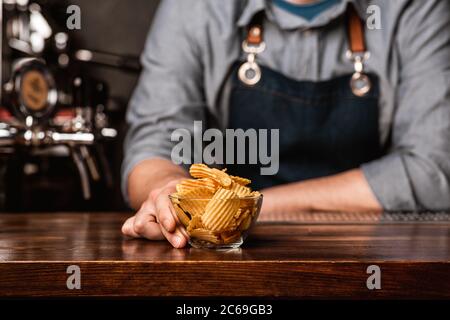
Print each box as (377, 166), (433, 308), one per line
(347, 4), (366, 54)
(244, 5), (365, 54)
(239, 4), (372, 96)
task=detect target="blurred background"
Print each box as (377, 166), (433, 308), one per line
(0, 0), (160, 212)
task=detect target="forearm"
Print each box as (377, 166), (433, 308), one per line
(261, 169), (382, 215)
(127, 158), (189, 210)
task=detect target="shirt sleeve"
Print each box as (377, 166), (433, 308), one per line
(361, 0), (450, 211)
(121, 0), (206, 203)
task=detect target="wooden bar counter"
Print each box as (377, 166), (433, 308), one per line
(0, 212), (449, 298)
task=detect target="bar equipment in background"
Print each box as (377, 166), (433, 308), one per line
(0, 0), (140, 210)
(1, 58), (117, 200)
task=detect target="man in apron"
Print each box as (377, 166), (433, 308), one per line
(121, 0), (450, 247)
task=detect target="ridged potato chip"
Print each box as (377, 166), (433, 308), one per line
(239, 213), (253, 231)
(176, 178), (219, 195)
(231, 175), (251, 186)
(177, 186), (213, 216)
(189, 228), (221, 244)
(170, 164), (262, 246)
(198, 178), (220, 192)
(220, 230), (242, 244)
(177, 185), (214, 198)
(235, 208), (250, 226)
(173, 203), (190, 227)
(187, 214), (203, 232)
(229, 182), (251, 197)
(179, 199), (210, 217)
(201, 188), (240, 232)
(189, 164), (232, 187)
(170, 193), (181, 204)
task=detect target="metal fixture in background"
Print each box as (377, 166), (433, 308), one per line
(0, 58), (117, 199)
(0, 0), (141, 202)
(1, 58), (117, 200)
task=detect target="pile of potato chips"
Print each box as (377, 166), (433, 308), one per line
(170, 164), (262, 245)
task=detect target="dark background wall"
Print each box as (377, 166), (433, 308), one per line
(55, 0), (160, 103)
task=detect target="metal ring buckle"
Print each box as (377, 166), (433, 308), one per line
(350, 72), (372, 97)
(346, 51), (371, 96)
(238, 61), (262, 86)
(239, 39), (266, 86)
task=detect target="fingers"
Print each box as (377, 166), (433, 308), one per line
(158, 223), (188, 248)
(134, 214), (165, 240)
(153, 186), (189, 248)
(121, 216), (141, 238)
(154, 189), (177, 233)
(122, 182), (189, 248)
(156, 187), (190, 232)
(133, 201), (165, 240)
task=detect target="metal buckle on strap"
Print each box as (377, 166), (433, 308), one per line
(239, 40), (266, 86)
(242, 39), (266, 54)
(346, 50), (372, 97)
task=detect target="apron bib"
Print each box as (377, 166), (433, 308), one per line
(226, 5), (382, 190)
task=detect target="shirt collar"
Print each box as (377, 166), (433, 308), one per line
(237, 0), (363, 30)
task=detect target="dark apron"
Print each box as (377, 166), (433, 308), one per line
(227, 64), (381, 190)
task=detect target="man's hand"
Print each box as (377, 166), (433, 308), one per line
(121, 179), (189, 248)
(122, 158), (190, 248)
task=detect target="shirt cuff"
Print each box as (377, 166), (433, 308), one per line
(361, 153), (417, 211)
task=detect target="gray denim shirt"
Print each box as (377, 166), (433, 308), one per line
(122, 0), (450, 211)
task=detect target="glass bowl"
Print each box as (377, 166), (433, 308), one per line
(169, 193), (263, 249)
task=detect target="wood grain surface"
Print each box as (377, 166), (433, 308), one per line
(0, 212), (449, 298)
